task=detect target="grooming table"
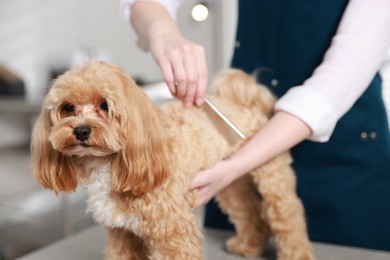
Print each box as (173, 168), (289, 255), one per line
(18, 225), (390, 260)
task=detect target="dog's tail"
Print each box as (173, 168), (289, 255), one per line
(210, 69), (276, 116)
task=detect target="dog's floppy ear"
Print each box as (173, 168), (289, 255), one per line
(110, 69), (169, 196)
(31, 103), (77, 194)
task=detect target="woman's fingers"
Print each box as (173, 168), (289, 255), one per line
(182, 46), (198, 107)
(190, 169), (211, 190)
(169, 49), (187, 100)
(153, 37), (207, 107)
(194, 45), (208, 106)
(190, 168), (219, 208)
(159, 58), (176, 96)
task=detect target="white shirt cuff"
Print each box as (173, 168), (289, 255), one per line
(119, 0), (181, 21)
(275, 87), (337, 142)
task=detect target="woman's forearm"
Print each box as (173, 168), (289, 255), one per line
(130, 2), (181, 51)
(226, 111), (312, 181)
(190, 111), (311, 207)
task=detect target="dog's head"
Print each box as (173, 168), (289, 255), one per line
(31, 61), (169, 195)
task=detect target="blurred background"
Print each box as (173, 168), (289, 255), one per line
(0, 0), (389, 259)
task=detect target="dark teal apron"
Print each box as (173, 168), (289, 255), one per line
(205, 0), (390, 251)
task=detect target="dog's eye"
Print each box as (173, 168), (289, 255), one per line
(63, 103), (75, 113)
(100, 101), (109, 111)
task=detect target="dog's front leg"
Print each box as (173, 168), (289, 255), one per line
(145, 211), (203, 259)
(105, 228), (149, 260)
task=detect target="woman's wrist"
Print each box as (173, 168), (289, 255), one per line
(148, 20), (181, 45)
(221, 111), (312, 183)
(220, 156), (248, 184)
(130, 1), (180, 51)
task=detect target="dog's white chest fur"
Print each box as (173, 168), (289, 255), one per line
(82, 162), (140, 233)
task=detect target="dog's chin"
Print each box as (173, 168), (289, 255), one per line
(57, 142), (117, 157)
(50, 135), (120, 157)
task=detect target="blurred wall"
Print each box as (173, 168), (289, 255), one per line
(0, 0), (157, 147)
(1, 0), (149, 100)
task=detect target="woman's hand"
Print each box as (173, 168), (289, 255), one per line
(149, 25), (208, 107)
(130, 2), (208, 107)
(190, 161), (235, 208)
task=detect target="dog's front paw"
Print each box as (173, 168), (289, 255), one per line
(225, 235), (266, 257)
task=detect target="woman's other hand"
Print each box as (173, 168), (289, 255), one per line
(131, 1), (208, 107)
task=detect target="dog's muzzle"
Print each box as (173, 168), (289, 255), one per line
(73, 126), (91, 141)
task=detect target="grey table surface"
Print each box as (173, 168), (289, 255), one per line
(17, 225), (390, 260)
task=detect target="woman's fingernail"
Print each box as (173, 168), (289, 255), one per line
(169, 83), (176, 95)
(196, 98), (204, 106)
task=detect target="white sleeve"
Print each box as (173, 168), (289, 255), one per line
(275, 0), (390, 142)
(119, 0), (183, 21)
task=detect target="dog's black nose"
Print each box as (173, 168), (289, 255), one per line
(73, 126), (91, 141)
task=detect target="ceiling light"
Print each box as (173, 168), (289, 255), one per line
(191, 3), (209, 22)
